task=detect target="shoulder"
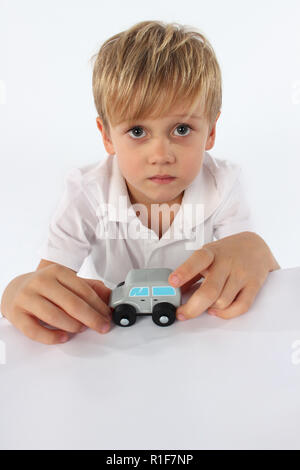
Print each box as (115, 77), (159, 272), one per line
(203, 151), (242, 201)
(62, 154), (114, 212)
(203, 153), (254, 237)
(64, 154), (112, 188)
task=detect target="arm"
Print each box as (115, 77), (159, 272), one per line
(1, 168), (108, 343)
(0, 259), (112, 344)
(36, 259), (76, 272)
(168, 231), (280, 320)
(37, 167), (98, 273)
(1, 259), (74, 320)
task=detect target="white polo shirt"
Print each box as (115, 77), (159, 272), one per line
(37, 152), (254, 288)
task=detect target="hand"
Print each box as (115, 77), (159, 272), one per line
(168, 231), (280, 321)
(1, 264), (113, 344)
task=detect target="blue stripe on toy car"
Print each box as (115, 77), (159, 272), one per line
(152, 286), (176, 296)
(129, 287), (149, 297)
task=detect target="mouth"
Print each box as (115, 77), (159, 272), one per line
(148, 176), (176, 184)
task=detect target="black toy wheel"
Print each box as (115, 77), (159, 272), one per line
(112, 303), (137, 327)
(116, 281), (125, 288)
(152, 302), (176, 327)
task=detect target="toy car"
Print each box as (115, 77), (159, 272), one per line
(109, 267), (182, 327)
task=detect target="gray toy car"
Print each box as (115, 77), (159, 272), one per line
(109, 267), (182, 327)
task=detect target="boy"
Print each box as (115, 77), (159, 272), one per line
(0, 20), (280, 344)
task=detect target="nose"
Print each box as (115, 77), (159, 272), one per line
(147, 138), (175, 165)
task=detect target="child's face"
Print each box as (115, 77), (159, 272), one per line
(96, 104), (220, 210)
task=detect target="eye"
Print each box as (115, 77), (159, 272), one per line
(173, 124), (192, 137)
(127, 126), (146, 139)
(127, 123), (192, 140)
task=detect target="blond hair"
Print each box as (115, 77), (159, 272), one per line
(91, 20), (222, 138)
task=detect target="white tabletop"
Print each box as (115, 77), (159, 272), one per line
(0, 266), (300, 450)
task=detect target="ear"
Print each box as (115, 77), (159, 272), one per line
(96, 117), (115, 155)
(205, 111), (221, 151)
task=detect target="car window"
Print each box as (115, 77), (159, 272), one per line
(129, 287), (149, 297)
(152, 286), (176, 296)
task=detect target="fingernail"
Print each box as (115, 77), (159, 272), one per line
(100, 322), (111, 334)
(59, 333), (69, 342)
(177, 313), (186, 321)
(170, 274), (181, 286)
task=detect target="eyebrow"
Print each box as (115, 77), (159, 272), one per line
(122, 114), (202, 126)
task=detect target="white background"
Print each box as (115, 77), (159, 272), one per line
(1, 267), (300, 450)
(1, 0), (300, 298)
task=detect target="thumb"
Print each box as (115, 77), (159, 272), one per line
(80, 278), (112, 305)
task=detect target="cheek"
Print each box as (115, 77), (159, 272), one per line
(119, 158), (141, 178)
(181, 154), (203, 175)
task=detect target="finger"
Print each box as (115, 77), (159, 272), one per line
(21, 293), (87, 333)
(56, 274), (112, 323)
(81, 278), (112, 311)
(168, 247), (214, 288)
(176, 262), (229, 319)
(41, 279), (110, 333)
(207, 282), (261, 319)
(207, 273), (244, 310)
(41, 280), (111, 334)
(179, 273), (205, 295)
(15, 310), (69, 345)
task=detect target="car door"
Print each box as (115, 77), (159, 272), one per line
(151, 285), (177, 310)
(128, 286), (150, 313)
